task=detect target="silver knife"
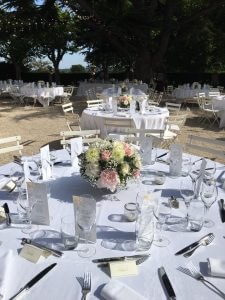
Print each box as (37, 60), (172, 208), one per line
(93, 254), (148, 264)
(97, 254), (150, 267)
(175, 233), (213, 256)
(159, 267), (176, 300)
(21, 238), (63, 257)
(9, 263), (57, 300)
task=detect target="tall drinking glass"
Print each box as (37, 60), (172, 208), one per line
(180, 177), (195, 223)
(77, 194), (96, 258)
(200, 180), (218, 228)
(154, 201), (171, 247)
(17, 188), (38, 234)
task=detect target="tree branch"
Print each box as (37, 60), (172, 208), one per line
(179, 0), (225, 29)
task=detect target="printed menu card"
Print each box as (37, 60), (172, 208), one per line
(27, 182), (50, 225)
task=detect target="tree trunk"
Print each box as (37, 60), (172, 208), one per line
(134, 48), (153, 83)
(53, 63), (60, 84)
(15, 63), (21, 80)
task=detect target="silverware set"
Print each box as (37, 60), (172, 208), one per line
(175, 233), (215, 257)
(178, 261), (225, 299)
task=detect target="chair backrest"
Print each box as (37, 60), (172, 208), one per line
(186, 135), (225, 160)
(104, 117), (134, 131)
(217, 86), (224, 93)
(62, 102), (74, 114)
(60, 130), (101, 148)
(120, 128), (164, 144)
(85, 88), (97, 100)
(87, 99), (103, 108)
(197, 92), (206, 98)
(167, 112), (188, 129)
(166, 85), (174, 93)
(0, 136), (23, 155)
(156, 92), (164, 104)
(208, 91), (220, 98)
(64, 86), (74, 96)
(165, 102), (181, 112)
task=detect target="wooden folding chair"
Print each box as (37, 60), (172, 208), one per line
(0, 136), (23, 155)
(60, 130), (101, 148)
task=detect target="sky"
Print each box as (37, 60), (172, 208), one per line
(35, 0), (87, 69)
(58, 52), (87, 69)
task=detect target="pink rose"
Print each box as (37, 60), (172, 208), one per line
(101, 150), (111, 161)
(124, 143), (134, 157)
(132, 169), (140, 178)
(97, 169), (120, 192)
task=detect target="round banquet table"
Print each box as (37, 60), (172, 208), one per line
(0, 149), (225, 299)
(20, 86), (64, 107)
(172, 87), (219, 99)
(77, 82), (149, 96)
(80, 107), (169, 138)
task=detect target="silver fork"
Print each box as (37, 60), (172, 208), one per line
(178, 261), (225, 299)
(183, 233), (215, 257)
(82, 272), (91, 300)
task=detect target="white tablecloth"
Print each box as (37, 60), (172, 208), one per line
(20, 87), (64, 107)
(0, 150), (225, 299)
(172, 88), (219, 99)
(77, 83), (148, 96)
(80, 108), (169, 137)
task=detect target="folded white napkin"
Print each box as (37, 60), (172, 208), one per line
(207, 258), (225, 277)
(0, 250), (52, 300)
(101, 280), (147, 300)
(70, 137), (83, 170)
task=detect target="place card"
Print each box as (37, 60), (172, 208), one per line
(70, 137), (83, 168)
(19, 244), (50, 263)
(195, 158), (206, 198)
(169, 144), (182, 177)
(40, 145), (52, 180)
(109, 260), (138, 277)
(3, 180), (16, 192)
(27, 182), (50, 225)
(140, 137), (153, 165)
(73, 196), (96, 243)
(0, 207), (6, 223)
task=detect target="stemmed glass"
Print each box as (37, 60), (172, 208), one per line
(17, 188), (38, 234)
(77, 194), (96, 258)
(181, 156), (192, 177)
(204, 160), (216, 181)
(154, 201), (171, 247)
(200, 179), (218, 228)
(180, 177), (195, 223)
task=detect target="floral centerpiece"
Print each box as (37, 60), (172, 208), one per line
(117, 95), (132, 108)
(79, 140), (141, 192)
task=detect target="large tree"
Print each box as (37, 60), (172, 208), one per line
(37, 0), (78, 83)
(62, 0), (225, 82)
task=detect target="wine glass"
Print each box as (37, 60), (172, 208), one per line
(153, 201), (171, 247)
(181, 155), (192, 177)
(17, 188), (38, 234)
(180, 177), (195, 223)
(204, 160), (216, 181)
(200, 179), (218, 228)
(76, 194), (96, 258)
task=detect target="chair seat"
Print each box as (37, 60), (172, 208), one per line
(151, 130), (177, 140)
(166, 124), (180, 131)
